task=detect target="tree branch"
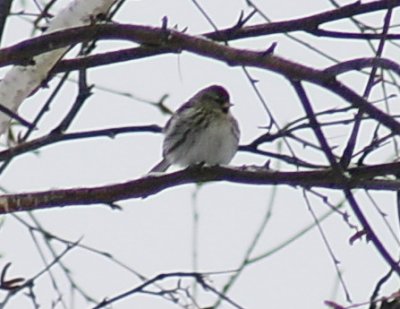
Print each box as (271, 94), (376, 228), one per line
(0, 125), (161, 161)
(1, 164), (400, 214)
(1, 23), (400, 137)
(205, 0), (400, 41)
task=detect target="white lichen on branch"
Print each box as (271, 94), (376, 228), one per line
(0, 0), (117, 133)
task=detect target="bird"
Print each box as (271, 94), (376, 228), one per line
(149, 85), (240, 173)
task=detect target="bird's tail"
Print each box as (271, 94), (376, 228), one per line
(149, 159), (170, 173)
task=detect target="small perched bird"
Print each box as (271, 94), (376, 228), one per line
(150, 85), (240, 173)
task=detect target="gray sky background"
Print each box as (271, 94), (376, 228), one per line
(0, 0), (399, 308)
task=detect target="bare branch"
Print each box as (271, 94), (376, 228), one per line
(1, 164), (400, 214)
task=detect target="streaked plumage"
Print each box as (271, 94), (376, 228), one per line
(150, 85), (240, 173)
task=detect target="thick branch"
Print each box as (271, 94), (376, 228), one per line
(1, 23), (400, 137)
(205, 0), (400, 41)
(1, 164), (400, 214)
(55, 46), (174, 72)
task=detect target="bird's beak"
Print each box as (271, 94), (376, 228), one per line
(222, 101), (233, 113)
(224, 101), (234, 108)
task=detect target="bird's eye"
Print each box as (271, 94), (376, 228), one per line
(216, 96), (224, 103)
(212, 93), (224, 103)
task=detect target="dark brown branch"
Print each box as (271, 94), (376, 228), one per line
(291, 81), (341, 170)
(93, 271), (243, 309)
(205, 0), (400, 41)
(1, 23), (400, 137)
(292, 80), (400, 276)
(0, 24), (186, 67)
(2, 0), (400, 67)
(0, 103), (34, 129)
(2, 164), (400, 214)
(310, 28), (400, 40)
(344, 190), (400, 276)
(0, 125), (161, 161)
(340, 7), (393, 168)
(323, 57), (400, 76)
(52, 67), (92, 133)
(54, 46), (175, 72)
(53, 42), (400, 76)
